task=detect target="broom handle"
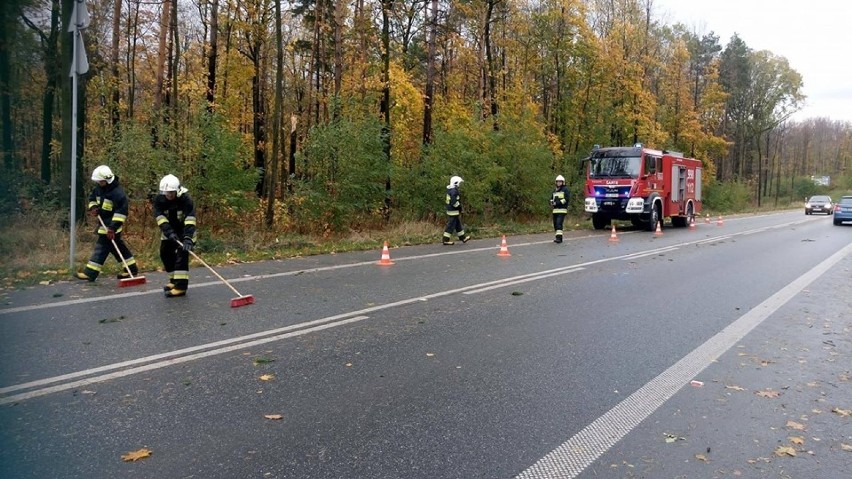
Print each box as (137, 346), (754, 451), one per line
(178, 241), (243, 297)
(97, 215), (135, 278)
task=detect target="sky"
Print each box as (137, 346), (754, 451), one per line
(652, 0), (852, 123)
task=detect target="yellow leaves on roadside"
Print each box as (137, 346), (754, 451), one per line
(786, 420), (806, 431)
(264, 414), (283, 420)
(841, 444), (852, 452)
(831, 407), (851, 417)
(259, 374), (274, 381)
(725, 385), (746, 391)
(788, 436), (805, 445)
(755, 389), (781, 398)
(774, 446), (797, 457)
(121, 448), (152, 462)
(694, 454), (708, 462)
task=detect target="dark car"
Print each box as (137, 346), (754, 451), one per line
(805, 195), (833, 215)
(833, 196), (852, 225)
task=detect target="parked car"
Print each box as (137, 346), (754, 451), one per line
(833, 196), (852, 225)
(805, 195), (833, 215)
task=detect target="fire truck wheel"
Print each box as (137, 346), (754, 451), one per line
(647, 204), (660, 232)
(592, 215), (609, 230)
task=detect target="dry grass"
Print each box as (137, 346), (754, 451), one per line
(0, 210), (561, 289)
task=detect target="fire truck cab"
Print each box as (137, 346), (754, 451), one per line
(583, 144), (702, 231)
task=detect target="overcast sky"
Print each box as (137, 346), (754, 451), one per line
(652, 0), (852, 123)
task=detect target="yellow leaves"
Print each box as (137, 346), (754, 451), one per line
(842, 444), (852, 452)
(786, 420), (806, 431)
(774, 446), (797, 457)
(694, 453), (708, 462)
(264, 414), (283, 420)
(755, 389), (781, 398)
(425, 352), (435, 357)
(788, 436), (805, 445)
(259, 374), (274, 381)
(121, 448), (152, 462)
(831, 407), (851, 417)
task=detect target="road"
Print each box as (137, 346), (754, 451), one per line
(1, 211), (850, 478)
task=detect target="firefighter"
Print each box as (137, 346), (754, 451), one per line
(443, 175), (471, 245)
(153, 174), (197, 297)
(75, 165), (140, 281)
(551, 174), (569, 243)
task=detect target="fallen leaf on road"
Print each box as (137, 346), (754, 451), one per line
(755, 389), (781, 398)
(664, 433), (684, 443)
(264, 414), (283, 420)
(789, 437), (805, 445)
(121, 448), (152, 462)
(831, 407), (850, 417)
(725, 385), (746, 391)
(786, 420), (806, 431)
(345, 363), (352, 367)
(426, 353), (435, 357)
(259, 374), (274, 381)
(774, 446), (796, 457)
(694, 454), (708, 462)
(842, 444), (852, 452)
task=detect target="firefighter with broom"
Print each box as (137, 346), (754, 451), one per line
(153, 174), (197, 298)
(442, 175), (471, 245)
(75, 165), (140, 282)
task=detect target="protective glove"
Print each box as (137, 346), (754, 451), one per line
(167, 232), (180, 244)
(182, 238), (194, 253)
(88, 207), (99, 217)
(106, 228), (116, 241)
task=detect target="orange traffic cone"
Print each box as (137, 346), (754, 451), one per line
(378, 241), (394, 265)
(497, 235), (511, 257)
(716, 215), (724, 226)
(608, 224), (619, 242)
(689, 216), (696, 229)
(654, 221), (663, 236)
(704, 214), (711, 224)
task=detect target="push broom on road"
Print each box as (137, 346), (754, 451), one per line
(96, 216), (147, 287)
(176, 240), (254, 308)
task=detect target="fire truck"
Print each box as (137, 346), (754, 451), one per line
(583, 144), (702, 231)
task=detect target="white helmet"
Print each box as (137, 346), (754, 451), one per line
(91, 165), (115, 184)
(449, 176), (464, 187)
(159, 174), (180, 193)
(555, 175), (565, 182)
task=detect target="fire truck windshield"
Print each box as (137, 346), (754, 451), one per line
(588, 155), (642, 179)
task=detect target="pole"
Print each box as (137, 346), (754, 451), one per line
(69, 30), (79, 272)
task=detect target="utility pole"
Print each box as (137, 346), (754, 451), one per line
(68, 0), (89, 271)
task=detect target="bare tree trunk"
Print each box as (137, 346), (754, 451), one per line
(206, 0), (219, 112)
(266, 0), (284, 227)
(126, 0), (140, 119)
(483, 0), (498, 130)
(154, 0), (171, 113)
(422, 0), (437, 146)
(332, 0), (343, 119)
(110, 0), (121, 131)
(380, 0), (392, 222)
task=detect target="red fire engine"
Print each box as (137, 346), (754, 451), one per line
(583, 144), (702, 231)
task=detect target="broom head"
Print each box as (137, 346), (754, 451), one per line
(230, 295), (255, 308)
(118, 276), (147, 287)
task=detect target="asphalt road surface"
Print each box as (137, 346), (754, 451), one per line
(1, 211), (850, 478)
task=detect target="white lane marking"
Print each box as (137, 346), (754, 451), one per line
(620, 246), (680, 260)
(0, 316), (371, 406)
(515, 241), (852, 479)
(464, 268), (585, 294)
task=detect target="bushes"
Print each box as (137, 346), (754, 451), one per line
(703, 179), (752, 211)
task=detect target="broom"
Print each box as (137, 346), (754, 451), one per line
(178, 240), (254, 308)
(96, 215), (147, 287)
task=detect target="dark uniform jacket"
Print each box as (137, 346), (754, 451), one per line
(551, 185), (570, 214)
(446, 186), (462, 216)
(153, 188), (197, 242)
(87, 176), (130, 235)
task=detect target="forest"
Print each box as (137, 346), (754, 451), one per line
(1, 0), (851, 246)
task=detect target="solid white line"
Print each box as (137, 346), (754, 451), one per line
(515, 241), (852, 479)
(0, 316), (370, 405)
(464, 268), (585, 294)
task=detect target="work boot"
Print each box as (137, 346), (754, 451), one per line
(554, 235), (563, 243)
(163, 282), (175, 292)
(117, 272), (131, 279)
(165, 289), (186, 298)
(442, 239), (454, 245)
(75, 271), (94, 281)
(461, 235), (471, 243)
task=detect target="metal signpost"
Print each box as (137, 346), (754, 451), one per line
(68, 0), (89, 271)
